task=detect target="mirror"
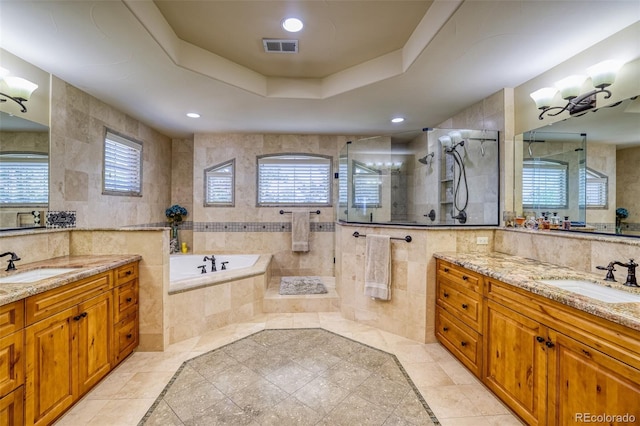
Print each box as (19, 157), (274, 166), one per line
(515, 95), (640, 236)
(0, 110), (50, 230)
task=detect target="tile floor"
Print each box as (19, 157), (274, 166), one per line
(54, 312), (523, 426)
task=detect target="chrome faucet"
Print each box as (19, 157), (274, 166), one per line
(596, 259), (638, 287)
(0, 252), (21, 271)
(203, 255), (216, 272)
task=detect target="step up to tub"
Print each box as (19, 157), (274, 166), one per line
(263, 276), (340, 313)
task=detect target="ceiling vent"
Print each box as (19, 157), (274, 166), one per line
(263, 39), (298, 54)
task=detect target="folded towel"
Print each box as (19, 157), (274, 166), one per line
(291, 211), (310, 252)
(364, 235), (391, 300)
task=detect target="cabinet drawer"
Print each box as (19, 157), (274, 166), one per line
(0, 385), (23, 426)
(116, 262), (138, 286)
(113, 280), (138, 323)
(0, 331), (23, 397)
(436, 306), (482, 377)
(113, 312), (138, 365)
(437, 260), (482, 292)
(25, 271), (112, 325)
(437, 280), (482, 332)
(0, 302), (24, 338)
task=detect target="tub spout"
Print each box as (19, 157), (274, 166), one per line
(203, 255), (216, 272)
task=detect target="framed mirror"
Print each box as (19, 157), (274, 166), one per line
(514, 95), (640, 236)
(0, 110), (50, 230)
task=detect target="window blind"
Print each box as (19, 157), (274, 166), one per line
(103, 131), (142, 195)
(257, 155), (331, 205)
(338, 161), (347, 205)
(522, 160), (567, 209)
(353, 162), (381, 206)
(205, 160), (234, 206)
(580, 168), (608, 208)
(0, 153), (48, 205)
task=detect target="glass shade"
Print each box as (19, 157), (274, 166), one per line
(1, 76), (38, 100)
(554, 75), (587, 100)
(587, 60), (623, 89)
(530, 87), (558, 109)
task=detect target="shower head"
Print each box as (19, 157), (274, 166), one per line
(418, 152), (434, 165)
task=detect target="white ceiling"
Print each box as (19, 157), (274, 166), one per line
(1, 0), (639, 139)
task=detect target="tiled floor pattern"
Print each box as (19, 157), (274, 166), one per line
(55, 312), (523, 425)
(139, 329), (438, 425)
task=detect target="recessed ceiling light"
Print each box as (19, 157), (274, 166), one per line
(391, 117), (405, 123)
(282, 18), (303, 33)
(186, 113), (200, 118)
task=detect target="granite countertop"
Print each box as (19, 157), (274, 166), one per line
(0, 254), (142, 306)
(434, 251), (640, 332)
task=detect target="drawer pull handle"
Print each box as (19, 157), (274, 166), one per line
(462, 275), (468, 281)
(545, 341), (555, 349)
(126, 333), (133, 339)
(73, 312), (88, 321)
(125, 271), (132, 276)
(443, 292), (449, 298)
(126, 297), (133, 303)
(461, 304), (468, 309)
(460, 341), (467, 347)
(536, 336), (545, 343)
(444, 267), (449, 272)
(443, 327), (449, 332)
(582, 349), (591, 357)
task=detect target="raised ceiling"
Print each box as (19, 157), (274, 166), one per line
(0, 1), (639, 138)
(154, 0), (433, 78)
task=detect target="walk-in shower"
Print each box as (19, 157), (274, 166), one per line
(338, 128), (500, 226)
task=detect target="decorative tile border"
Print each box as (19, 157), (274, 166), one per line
(46, 210), (76, 228)
(192, 221), (335, 233)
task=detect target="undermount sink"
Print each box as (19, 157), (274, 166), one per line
(538, 279), (640, 303)
(0, 268), (79, 284)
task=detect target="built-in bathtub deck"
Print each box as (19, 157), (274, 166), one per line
(263, 276), (340, 313)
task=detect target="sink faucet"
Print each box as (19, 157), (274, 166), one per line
(0, 252), (21, 271)
(203, 255), (216, 272)
(596, 259), (638, 287)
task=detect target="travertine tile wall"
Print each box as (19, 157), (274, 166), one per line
(49, 77), (172, 228)
(616, 146), (640, 227)
(585, 143), (617, 227)
(0, 230), (70, 263)
(336, 224), (495, 343)
(170, 138), (194, 250)
(190, 133), (350, 277)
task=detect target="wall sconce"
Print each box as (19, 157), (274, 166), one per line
(0, 67), (39, 113)
(529, 60), (624, 120)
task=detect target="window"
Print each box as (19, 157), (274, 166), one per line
(352, 161), (381, 207)
(103, 130), (142, 196)
(205, 159), (234, 206)
(257, 154), (332, 206)
(522, 159), (568, 209)
(580, 167), (608, 209)
(0, 152), (48, 205)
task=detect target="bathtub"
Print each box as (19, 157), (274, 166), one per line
(169, 253), (270, 294)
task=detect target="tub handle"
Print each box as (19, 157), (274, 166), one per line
(221, 261), (229, 270)
(198, 265), (207, 274)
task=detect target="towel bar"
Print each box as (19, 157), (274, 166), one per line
(352, 231), (412, 243)
(280, 209), (321, 215)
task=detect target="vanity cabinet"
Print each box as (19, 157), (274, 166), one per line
(25, 271), (113, 426)
(436, 259), (640, 425)
(21, 261), (139, 426)
(482, 278), (640, 425)
(435, 260), (484, 376)
(0, 301), (24, 425)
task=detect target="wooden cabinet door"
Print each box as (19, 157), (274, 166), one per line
(76, 292), (113, 396)
(25, 308), (75, 426)
(484, 299), (547, 426)
(547, 330), (640, 425)
(0, 386), (23, 426)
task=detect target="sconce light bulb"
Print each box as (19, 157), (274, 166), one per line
(587, 59), (624, 89)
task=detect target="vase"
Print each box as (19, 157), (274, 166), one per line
(170, 223), (180, 253)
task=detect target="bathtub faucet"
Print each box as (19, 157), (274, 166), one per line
(203, 255), (216, 272)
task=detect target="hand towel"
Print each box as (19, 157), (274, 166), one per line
(292, 211), (310, 252)
(364, 234), (391, 300)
